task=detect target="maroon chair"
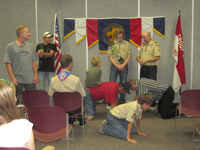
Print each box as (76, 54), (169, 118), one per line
(53, 92), (86, 141)
(175, 89), (200, 138)
(28, 105), (74, 150)
(0, 148), (29, 150)
(22, 89), (49, 118)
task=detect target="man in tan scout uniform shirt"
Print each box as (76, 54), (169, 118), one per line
(136, 31), (161, 80)
(48, 54), (86, 127)
(107, 27), (132, 106)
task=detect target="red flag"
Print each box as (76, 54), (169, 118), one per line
(86, 19), (98, 49)
(172, 13), (186, 92)
(54, 13), (62, 75)
(130, 18), (142, 47)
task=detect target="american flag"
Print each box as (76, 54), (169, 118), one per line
(54, 12), (62, 75)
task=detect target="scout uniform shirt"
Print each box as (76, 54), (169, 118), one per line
(48, 70), (86, 97)
(110, 100), (143, 123)
(137, 40), (161, 66)
(107, 39), (132, 65)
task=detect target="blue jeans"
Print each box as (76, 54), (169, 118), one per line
(140, 65), (157, 80)
(105, 113), (137, 140)
(84, 87), (96, 116)
(110, 65), (127, 101)
(38, 71), (55, 90)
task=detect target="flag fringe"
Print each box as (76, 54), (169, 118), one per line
(76, 34), (87, 45)
(64, 30), (75, 39)
(153, 28), (165, 38)
(99, 50), (108, 53)
(88, 39), (99, 49)
(129, 39), (140, 47)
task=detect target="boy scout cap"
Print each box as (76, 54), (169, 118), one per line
(43, 32), (53, 38)
(119, 81), (131, 94)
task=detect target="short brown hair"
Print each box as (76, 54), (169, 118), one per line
(0, 80), (20, 125)
(16, 25), (28, 37)
(128, 78), (137, 85)
(137, 94), (153, 105)
(115, 27), (125, 37)
(60, 54), (73, 68)
(91, 56), (100, 66)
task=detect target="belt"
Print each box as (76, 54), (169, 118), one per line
(86, 88), (89, 91)
(142, 65), (156, 67)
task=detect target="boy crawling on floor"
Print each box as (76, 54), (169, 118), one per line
(100, 94), (153, 144)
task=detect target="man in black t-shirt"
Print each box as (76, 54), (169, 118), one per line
(36, 32), (57, 91)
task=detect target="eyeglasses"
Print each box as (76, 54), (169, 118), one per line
(0, 79), (13, 87)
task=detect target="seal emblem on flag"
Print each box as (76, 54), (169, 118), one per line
(103, 23), (125, 44)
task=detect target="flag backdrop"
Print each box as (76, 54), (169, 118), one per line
(172, 13), (186, 92)
(63, 18), (87, 45)
(64, 17), (165, 53)
(98, 19), (130, 53)
(54, 13), (62, 75)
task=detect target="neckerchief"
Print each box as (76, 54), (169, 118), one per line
(57, 71), (71, 81)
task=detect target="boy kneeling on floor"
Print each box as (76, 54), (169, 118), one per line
(100, 94), (153, 144)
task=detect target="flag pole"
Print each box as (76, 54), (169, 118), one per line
(178, 10), (181, 137)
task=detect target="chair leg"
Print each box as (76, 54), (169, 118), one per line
(68, 135), (69, 150)
(25, 113), (28, 119)
(175, 107), (177, 130)
(72, 128), (75, 150)
(82, 115), (84, 142)
(192, 127), (195, 150)
(178, 105), (181, 140)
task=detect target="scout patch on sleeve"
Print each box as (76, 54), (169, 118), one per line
(131, 110), (137, 119)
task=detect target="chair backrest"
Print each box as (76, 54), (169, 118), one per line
(28, 105), (66, 133)
(22, 89), (49, 108)
(0, 147), (29, 150)
(181, 89), (200, 111)
(53, 92), (82, 112)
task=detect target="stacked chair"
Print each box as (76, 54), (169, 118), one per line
(53, 92), (86, 141)
(175, 89), (200, 142)
(28, 105), (74, 150)
(22, 89), (49, 119)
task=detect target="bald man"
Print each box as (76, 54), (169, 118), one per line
(136, 31), (161, 80)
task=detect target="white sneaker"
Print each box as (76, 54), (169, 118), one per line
(98, 100), (103, 103)
(106, 105), (111, 110)
(100, 120), (108, 134)
(148, 106), (157, 111)
(185, 115), (192, 118)
(17, 104), (25, 108)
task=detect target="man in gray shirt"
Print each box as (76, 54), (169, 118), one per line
(4, 25), (38, 104)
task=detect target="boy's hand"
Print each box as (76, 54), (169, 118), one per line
(127, 138), (137, 144)
(137, 131), (146, 136)
(111, 103), (117, 108)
